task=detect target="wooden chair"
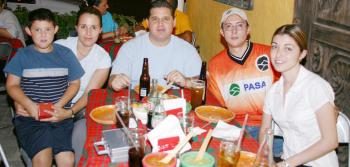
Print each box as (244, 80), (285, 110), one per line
(0, 42), (13, 93)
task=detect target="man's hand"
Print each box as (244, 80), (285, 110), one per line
(109, 74), (131, 91)
(165, 70), (189, 88)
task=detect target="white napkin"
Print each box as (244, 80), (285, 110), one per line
(132, 103), (148, 124)
(128, 118), (137, 128)
(212, 120), (241, 141)
(163, 98), (186, 113)
(146, 115), (191, 153)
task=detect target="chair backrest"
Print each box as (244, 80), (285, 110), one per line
(0, 144), (10, 167)
(0, 42), (14, 81)
(336, 112), (350, 167)
(0, 42), (13, 61)
(337, 112), (350, 143)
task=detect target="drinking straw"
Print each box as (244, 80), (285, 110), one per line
(181, 88), (184, 99)
(127, 83), (137, 121)
(128, 83), (131, 110)
(201, 121), (212, 129)
(115, 111), (139, 151)
(127, 64), (138, 121)
(236, 114), (248, 152)
(195, 129), (213, 161)
(128, 63), (132, 111)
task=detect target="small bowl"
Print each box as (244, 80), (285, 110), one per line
(142, 152), (176, 167)
(180, 151), (215, 167)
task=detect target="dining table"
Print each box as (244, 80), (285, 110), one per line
(77, 88), (259, 167)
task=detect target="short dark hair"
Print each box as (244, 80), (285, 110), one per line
(76, 7), (102, 27)
(28, 8), (56, 28)
(148, 0), (175, 18)
(168, 0), (178, 11)
(80, 0), (101, 8)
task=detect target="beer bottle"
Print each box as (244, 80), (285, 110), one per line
(139, 58), (150, 101)
(199, 61), (207, 105)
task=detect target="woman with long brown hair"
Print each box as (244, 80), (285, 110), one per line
(259, 24), (338, 167)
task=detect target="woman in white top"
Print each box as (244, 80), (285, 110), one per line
(56, 7), (111, 165)
(55, 7), (111, 117)
(259, 24), (338, 167)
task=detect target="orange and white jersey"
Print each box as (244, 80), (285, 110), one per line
(208, 42), (279, 125)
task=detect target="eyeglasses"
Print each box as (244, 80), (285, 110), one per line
(77, 24), (101, 32)
(222, 22), (247, 32)
(148, 16), (173, 24)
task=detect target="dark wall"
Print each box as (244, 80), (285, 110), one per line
(7, 0), (35, 3)
(109, 0), (151, 22)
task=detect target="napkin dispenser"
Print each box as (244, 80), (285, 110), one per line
(93, 129), (130, 163)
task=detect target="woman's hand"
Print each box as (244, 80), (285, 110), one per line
(276, 161), (292, 167)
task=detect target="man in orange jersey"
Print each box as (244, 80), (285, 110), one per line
(208, 8), (282, 157)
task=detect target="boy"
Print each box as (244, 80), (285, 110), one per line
(4, 8), (84, 167)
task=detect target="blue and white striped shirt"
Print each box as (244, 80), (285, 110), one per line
(4, 44), (84, 106)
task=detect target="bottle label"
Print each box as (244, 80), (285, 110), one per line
(140, 88), (147, 97)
